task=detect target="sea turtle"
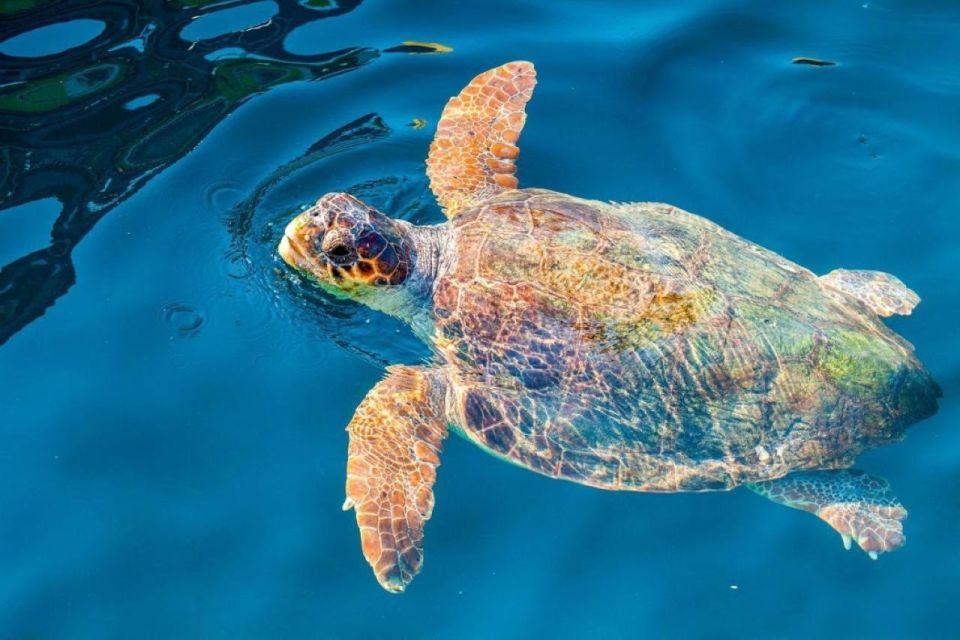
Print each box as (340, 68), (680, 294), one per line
(278, 61), (940, 592)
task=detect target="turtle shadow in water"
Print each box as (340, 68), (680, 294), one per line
(0, 0), (374, 346)
(222, 112), (436, 367)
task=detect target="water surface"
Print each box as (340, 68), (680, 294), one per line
(1, 1), (958, 638)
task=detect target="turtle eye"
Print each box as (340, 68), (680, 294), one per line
(325, 245), (357, 267)
(320, 229), (358, 266)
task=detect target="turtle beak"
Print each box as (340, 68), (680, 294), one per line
(278, 215), (311, 269)
(278, 234), (297, 266)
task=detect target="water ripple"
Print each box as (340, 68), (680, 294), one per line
(220, 112), (436, 366)
(161, 303), (206, 339)
(0, 0), (372, 346)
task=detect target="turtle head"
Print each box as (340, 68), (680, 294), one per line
(279, 192), (414, 298)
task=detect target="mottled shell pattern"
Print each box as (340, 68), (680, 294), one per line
(432, 189), (939, 491)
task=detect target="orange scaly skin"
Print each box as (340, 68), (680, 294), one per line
(426, 61), (536, 217)
(279, 193), (412, 290)
(343, 365), (448, 592)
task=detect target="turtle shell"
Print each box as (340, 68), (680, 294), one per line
(430, 189), (939, 491)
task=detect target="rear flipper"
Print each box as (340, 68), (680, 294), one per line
(820, 269), (919, 317)
(748, 469), (907, 559)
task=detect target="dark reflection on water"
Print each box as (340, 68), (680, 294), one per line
(0, 0), (372, 345)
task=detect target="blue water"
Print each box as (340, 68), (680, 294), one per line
(1, 1), (958, 637)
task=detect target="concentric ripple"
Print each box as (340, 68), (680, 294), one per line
(161, 303), (206, 339)
(221, 116), (439, 366)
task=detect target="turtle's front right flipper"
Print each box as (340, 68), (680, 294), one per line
(343, 365), (449, 593)
(426, 61), (536, 217)
(748, 469), (907, 559)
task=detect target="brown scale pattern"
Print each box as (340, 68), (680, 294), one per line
(281, 193), (411, 289)
(343, 365), (447, 592)
(434, 190), (939, 492)
(426, 61), (536, 217)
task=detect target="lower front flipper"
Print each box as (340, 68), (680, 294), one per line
(748, 469), (907, 559)
(343, 365), (449, 592)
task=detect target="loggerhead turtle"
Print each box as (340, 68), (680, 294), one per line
(278, 61), (940, 592)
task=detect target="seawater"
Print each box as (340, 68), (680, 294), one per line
(0, 1), (958, 638)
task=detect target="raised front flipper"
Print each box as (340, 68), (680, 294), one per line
(426, 61), (536, 217)
(343, 365), (449, 592)
(820, 268), (919, 317)
(749, 469), (907, 559)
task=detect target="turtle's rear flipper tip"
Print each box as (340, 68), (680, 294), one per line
(820, 268), (920, 317)
(749, 469), (907, 558)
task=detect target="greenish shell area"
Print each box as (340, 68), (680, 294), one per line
(431, 189), (939, 491)
(819, 328), (901, 395)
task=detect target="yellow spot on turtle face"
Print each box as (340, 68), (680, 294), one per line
(408, 118), (427, 129)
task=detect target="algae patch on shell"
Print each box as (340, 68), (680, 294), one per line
(819, 328), (900, 396)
